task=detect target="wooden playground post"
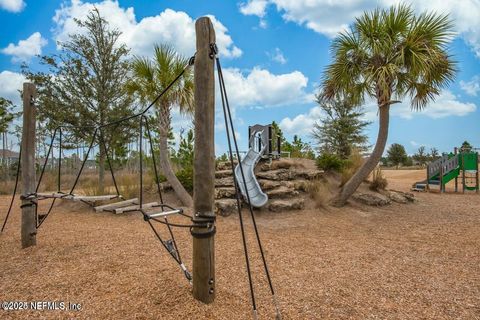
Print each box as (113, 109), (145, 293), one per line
(192, 17), (216, 304)
(21, 83), (37, 248)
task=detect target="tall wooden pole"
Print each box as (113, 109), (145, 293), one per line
(21, 83), (37, 248)
(192, 17), (216, 303)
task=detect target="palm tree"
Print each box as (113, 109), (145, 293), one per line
(128, 45), (194, 207)
(321, 4), (456, 206)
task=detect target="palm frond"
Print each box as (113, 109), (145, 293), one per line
(320, 4), (456, 114)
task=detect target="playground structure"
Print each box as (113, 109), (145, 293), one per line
(234, 123), (285, 208)
(248, 124), (282, 159)
(413, 148), (479, 193)
(1, 17), (281, 319)
(235, 125), (271, 208)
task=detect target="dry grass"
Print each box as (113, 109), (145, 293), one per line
(306, 178), (331, 208)
(369, 167), (388, 191)
(340, 149), (364, 186)
(0, 180), (16, 195)
(116, 173), (144, 199)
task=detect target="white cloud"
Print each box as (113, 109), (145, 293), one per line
(361, 90), (476, 120)
(281, 89), (476, 137)
(53, 0), (241, 59)
(239, 0), (268, 17)
(219, 67), (312, 108)
(0, 0), (25, 12)
(267, 47), (287, 64)
(0, 70), (26, 107)
(1, 32), (48, 63)
(279, 106), (322, 135)
(239, 0), (480, 57)
(460, 76), (480, 96)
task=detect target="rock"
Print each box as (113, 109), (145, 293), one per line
(215, 199), (239, 217)
(259, 160), (291, 171)
(294, 169), (323, 180)
(386, 190), (416, 203)
(268, 198), (305, 212)
(256, 169), (292, 181)
(267, 186), (299, 199)
(258, 179), (309, 193)
(215, 170), (233, 179)
(256, 168), (322, 181)
(352, 192), (391, 206)
(259, 159), (308, 171)
(258, 179), (278, 191)
(215, 187), (237, 199)
(215, 177), (234, 187)
(216, 161), (238, 171)
(386, 191), (407, 204)
(290, 180), (309, 192)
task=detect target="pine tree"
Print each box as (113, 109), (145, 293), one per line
(312, 95), (370, 159)
(282, 135), (315, 159)
(22, 8), (136, 192)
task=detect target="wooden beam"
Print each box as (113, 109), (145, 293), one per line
(114, 202), (159, 214)
(21, 83), (37, 248)
(94, 198), (139, 212)
(72, 195), (118, 202)
(36, 193), (118, 202)
(192, 16), (216, 304)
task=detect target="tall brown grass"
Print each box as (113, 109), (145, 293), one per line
(341, 149), (364, 186)
(306, 178), (331, 208)
(369, 167), (388, 191)
(0, 180), (17, 195)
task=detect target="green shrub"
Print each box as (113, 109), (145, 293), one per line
(316, 153), (344, 172)
(176, 166), (193, 193)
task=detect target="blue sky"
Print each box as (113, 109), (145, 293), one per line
(0, 0), (479, 155)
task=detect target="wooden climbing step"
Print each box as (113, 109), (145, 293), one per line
(36, 192), (118, 202)
(114, 202), (160, 214)
(36, 192), (74, 199)
(72, 195), (118, 202)
(94, 198), (138, 212)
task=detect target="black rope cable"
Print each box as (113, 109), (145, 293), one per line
(57, 128), (62, 192)
(216, 54), (258, 316)
(1, 146), (22, 232)
(99, 129), (121, 197)
(36, 129), (58, 193)
(70, 128), (98, 194)
(216, 55), (282, 319)
(145, 218), (181, 264)
(36, 198), (56, 229)
(1, 58), (194, 239)
(149, 217), (206, 229)
(144, 116), (183, 264)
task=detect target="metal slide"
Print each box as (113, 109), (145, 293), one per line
(235, 145), (268, 208)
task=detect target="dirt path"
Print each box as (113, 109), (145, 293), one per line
(1, 170), (479, 319)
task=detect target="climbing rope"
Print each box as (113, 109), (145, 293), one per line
(1, 44), (281, 317)
(215, 45), (282, 320)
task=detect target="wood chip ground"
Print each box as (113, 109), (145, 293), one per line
(0, 170), (479, 319)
